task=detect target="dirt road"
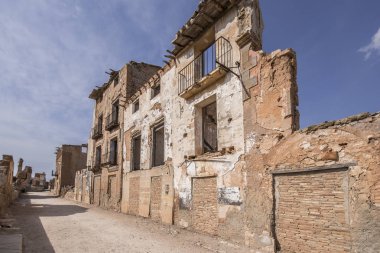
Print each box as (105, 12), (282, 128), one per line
(10, 192), (250, 253)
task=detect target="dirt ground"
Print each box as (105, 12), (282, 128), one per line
(10, 192), (252, 253)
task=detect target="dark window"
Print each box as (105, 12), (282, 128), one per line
(151, 83), (160, 99)
(95, 146), (102, 166)
(152, 122), (165, 167)
(109, 138), (118, 165)
(112, 100), (119, 123)
(202, 102), (217, 153)
(132, 135), (141, 170)
(133, 99), (139, 113)
(98, 115), (103, 132)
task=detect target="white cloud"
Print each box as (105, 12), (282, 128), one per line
(359, 27), (380, 60)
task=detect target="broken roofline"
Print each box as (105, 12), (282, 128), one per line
(171, 0), (241, 56)
(90, 0), (244, 101)
(88, 61), (161, 100)
(301, 112), (380, 134)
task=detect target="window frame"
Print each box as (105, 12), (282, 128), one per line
(132, 99), (139, 113)
(131, 134), (141, 171)
(151, 121), (165, 168)
(109, 137), (118, 166)
(95, 145), (102, 166)
(202, 101), (218, 154)
(151, 83), (160, 99)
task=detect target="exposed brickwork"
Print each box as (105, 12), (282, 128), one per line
(150, 176), (162, 222)
(275, 170), (351, 253)
(129, 177), (140, 215)
(93, 176), (101, 206)
(192, 177), (218, 235)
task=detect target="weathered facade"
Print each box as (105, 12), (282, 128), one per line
(73, 0), (379, 252)
(53, 144), (87, 196)
(244, 113), (380, 252)
(74, 168), (93, 204)
(87, 62), (160, 210)
(15, 159), (33, 192)
(0, 155), (14, 217)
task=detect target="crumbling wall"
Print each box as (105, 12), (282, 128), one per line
(54, 145), (87, 196)
(74, 169), (93, 204)
(88, 62), (160, 211)
(15, 165), (32, 192)
(244, 113), (380, 252)
(121, 66), (174, 224)
(0, 155), (14, 217)
(171, 4), (252, 242)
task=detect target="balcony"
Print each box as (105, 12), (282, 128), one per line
(105, 111), (119, 131)
(90, 156), (102, 172)
(91, 125), (103, 140)
(90, 163), (101, 172)
(103, 152), (118, 166)
(178, 37), (232, 99)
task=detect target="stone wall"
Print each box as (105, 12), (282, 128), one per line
(54, 145), (87, 196)
(244, 112), (380, 252)
(0, 155), (14, 217)
(74, 169), (93, 204)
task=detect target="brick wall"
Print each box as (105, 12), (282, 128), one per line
(129, 177), (140, 215)
(275, 170), (351, 252)
(150, 176), (162, 222)
(192, 177), (218, 235)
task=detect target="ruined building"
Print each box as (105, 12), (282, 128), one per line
(53, 145), (87, 196)
(87, 62), (160, 210)
(31, 172), (47, 190)
(77, 0), (379, 252)
(15, 159), (32, 192)
(0, 155), (14, 217)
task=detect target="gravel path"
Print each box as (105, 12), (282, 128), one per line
(10, 192), (250, 253)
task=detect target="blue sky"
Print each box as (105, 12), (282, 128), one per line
(0, 0), (379, 178)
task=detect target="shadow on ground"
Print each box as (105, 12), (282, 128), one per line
(11, 192), (87, 253)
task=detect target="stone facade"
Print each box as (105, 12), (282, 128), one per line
(87, 62), (160, 211)
(0, 155), (14, 217)
(54, 144), (87, 196)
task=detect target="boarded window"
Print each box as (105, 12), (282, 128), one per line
(152, 122), (165, 167)
(202, 102), (217, 153)
(109, 138), (117, 165)
(132, 135), (141, 170)
(95, 146), (102, 166)
(133, 99), (139, 113)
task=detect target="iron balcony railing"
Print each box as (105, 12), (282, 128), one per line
(91, 125), (103, 140)
(91, 154), (103, 172)
(105, 111), (119, 131)
(178, 36), (232, 94)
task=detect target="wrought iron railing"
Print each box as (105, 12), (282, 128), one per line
(178, 36), (232, 94)
(105, 111), (119, 131)
(91, 125), (103, 140)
